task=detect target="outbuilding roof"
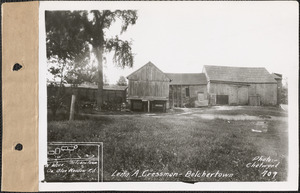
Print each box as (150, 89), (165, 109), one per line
(165, 73), (207, 85)
(203, 65), (277, 83)
(126, 61), (171, 82)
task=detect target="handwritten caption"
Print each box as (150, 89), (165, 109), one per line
(111, 170), (234, 179)
(44, 142), (103, 182)
(246, 155), (280, 179)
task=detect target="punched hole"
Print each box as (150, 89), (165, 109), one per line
(13, 63), (22, 71)
(15, 143), (23, 151)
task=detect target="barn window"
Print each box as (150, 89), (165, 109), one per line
(185, 87), (190, 97)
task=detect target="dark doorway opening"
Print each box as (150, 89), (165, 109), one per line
(131, 100), (143, 111)
(216, 95), (229, 105)
(150, 101), (166, 113)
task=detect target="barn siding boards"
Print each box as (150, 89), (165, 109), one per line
(166, 73), (208, 107)
(127, 61), (170, 82)
(248, 83), (277, 105)
(207, 82), (277, 106)
(169, 84), (208, 107)
(128, 63), (279, 110)
(238, 86), (249, 105)
(204, 65), (278, 106)
(127, 62), (170, 112)
(208, 83), (249, 105)
(272, 73), (283, 105)
(127, 62), (170, 101)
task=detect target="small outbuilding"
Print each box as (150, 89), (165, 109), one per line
(165, 73), (208, 108)
(127, 62), (171, 112)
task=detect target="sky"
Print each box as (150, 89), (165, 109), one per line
(44, 1), (298, 85)
(102, 1), (298, 85)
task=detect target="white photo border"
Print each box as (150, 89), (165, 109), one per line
(39, 1), (299, 191)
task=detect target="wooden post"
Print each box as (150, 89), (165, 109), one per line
(180, 85), (183, 107)
(69, 94), (76, 121)
(176, 86), (179, 107)
(172, 85), (174, 108)
(148, 100), (150, 113)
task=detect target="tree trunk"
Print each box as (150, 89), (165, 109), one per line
(69, 94), (76, 120)
(94, 46), (104, 110)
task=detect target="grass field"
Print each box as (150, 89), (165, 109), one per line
(48, 106), (288, 182)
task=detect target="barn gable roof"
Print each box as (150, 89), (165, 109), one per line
(271, 73), (282, 80)
(203, 65), (277, 83)
(126, 61), (171, 81)
(165, 73), (207, 85)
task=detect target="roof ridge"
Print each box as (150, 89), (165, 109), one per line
(204, 65), (266, 69)
(204, 65), (276, 83)
(165, 72), (204, 74)
(127, 61), (171, 81)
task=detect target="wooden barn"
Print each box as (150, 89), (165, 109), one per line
(127, 62), (281, 111)
(203, 65), (279, 106)
(127, 62), (171, 112)
(165, 73), (208, 108)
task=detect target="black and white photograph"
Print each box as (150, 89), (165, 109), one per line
(39, 1), (298, 191)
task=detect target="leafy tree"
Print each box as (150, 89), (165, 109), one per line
(116, 76), (128, 86)
(83, 10), (138, 109)
(46, 11), (89, 67)
(46, 10), (138, 111)
(46, 11), (92, 117)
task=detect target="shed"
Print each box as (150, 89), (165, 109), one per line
(165, 73), (208, 107)
(127, 62), (171, 112)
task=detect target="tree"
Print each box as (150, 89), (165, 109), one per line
(46, 11), (92, 119)
(46, 11), (89, 67)
(83, 10), (138, 109)
(46, 10), (138, 112)
(116, 76), (127, 86)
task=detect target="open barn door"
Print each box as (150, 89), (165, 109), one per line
(216, 95), (229, 105)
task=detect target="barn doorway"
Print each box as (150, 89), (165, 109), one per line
(216, 95), (229, 105)
(197, 93), (205, 102)
(131, 100), (143, 111)
(150, 101), (166, 112)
